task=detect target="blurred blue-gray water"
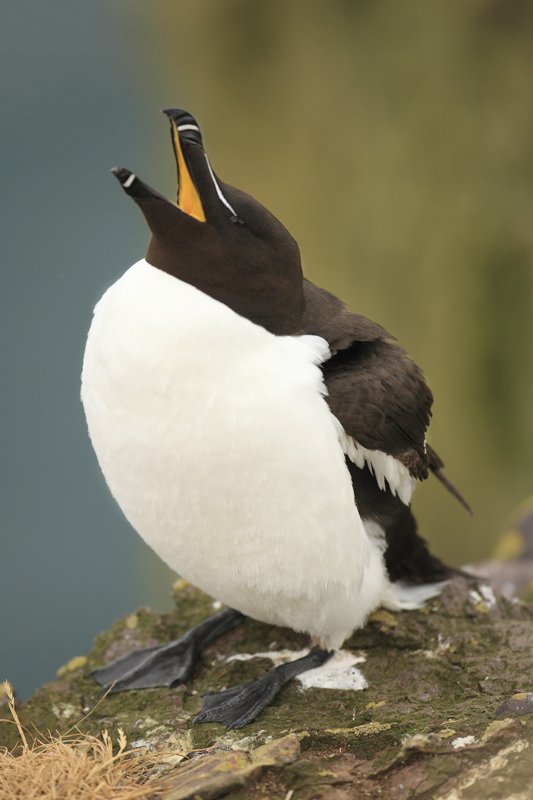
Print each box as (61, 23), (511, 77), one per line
(1, 2), (177, 698)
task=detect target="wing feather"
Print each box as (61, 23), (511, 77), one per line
(303, 279), (431, 479)
(303, 279), (470, 511)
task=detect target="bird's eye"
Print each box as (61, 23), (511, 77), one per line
(230, 215), (246, 227)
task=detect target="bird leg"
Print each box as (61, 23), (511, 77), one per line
(92, 607), (244, 692)
(193, 647), (332, 729)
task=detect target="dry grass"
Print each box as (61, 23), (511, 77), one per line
(0, 682), (171, 799)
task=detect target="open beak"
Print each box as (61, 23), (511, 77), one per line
(164, 109), (206, 223)
(111, 108), (235, 232)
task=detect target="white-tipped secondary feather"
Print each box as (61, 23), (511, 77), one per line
(81, 260), (398, 649)
(338, 429), (416, 505)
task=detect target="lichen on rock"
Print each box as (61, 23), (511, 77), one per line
(1, 577), (532, 798)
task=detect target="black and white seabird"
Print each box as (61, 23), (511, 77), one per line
(81, 109), (470, 729)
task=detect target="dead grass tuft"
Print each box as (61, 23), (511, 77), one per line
(0, 681), (171, 799)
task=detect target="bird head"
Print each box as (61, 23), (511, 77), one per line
(112, 109), (304, 335)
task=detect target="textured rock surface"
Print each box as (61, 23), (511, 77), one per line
(2, 577), (532, 798)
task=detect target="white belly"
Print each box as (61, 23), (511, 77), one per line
(81, 260), (389, 648)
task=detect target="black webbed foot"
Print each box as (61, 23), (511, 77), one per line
(193, 647), (332, 729)
(92, 635), (198, 692)
(92, 608), (244, 692)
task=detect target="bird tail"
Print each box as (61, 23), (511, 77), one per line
(427, 445), (473, 515)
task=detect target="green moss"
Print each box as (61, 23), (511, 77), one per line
(2, 576), (532, 795)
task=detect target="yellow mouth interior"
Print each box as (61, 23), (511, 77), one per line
(170, 122), (206, 222)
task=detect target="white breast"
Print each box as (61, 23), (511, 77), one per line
(81, 260), (390, 649)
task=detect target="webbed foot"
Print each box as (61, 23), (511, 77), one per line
(193, 647), (332, 729)
(92, 608), (244, 692)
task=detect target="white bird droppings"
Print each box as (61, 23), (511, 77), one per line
(130, 738), (151, 749)
(227, 649), (368, 692)
(479, 584), (497, 609)
(452, 735), (477, 749)
(469, 585), (497, 611)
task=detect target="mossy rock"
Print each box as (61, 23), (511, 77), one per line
(2, 577), (533, 798)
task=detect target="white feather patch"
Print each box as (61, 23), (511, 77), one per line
(337, 427), (416, 506)
(363, 521), (449, 611)
(383, 579), (449, 611)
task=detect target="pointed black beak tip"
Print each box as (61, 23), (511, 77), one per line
(111, 167), (136, 191)
(111, 166), (130, 180)
(162, 107), (203, 147)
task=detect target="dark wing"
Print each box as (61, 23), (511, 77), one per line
(303, 279), (471, 512)
(302, 279), (392, 351)
(323, 339), (433, 479)
(303, 279), (432, 479)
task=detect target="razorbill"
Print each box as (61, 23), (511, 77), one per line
(81, 108), (470, 728)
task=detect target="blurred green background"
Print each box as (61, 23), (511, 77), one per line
(2, 0), (532, 698)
